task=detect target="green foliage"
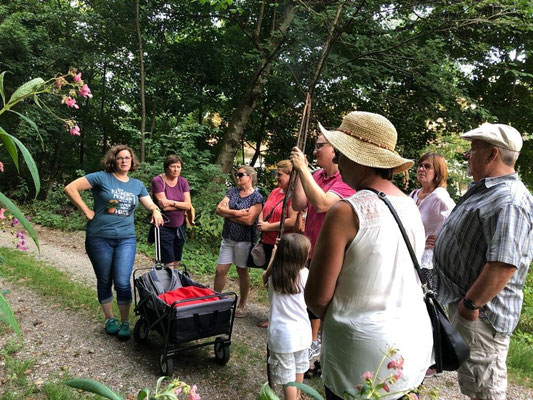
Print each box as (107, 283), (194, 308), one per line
(65, 379), (123, 400)
(0, 291), (21, 336)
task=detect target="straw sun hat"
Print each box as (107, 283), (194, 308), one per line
(318, 111), (413, 174)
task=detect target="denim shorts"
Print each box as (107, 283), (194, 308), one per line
(85, 236), (137, 305)
(268, 349), (309, 385)
(217, 238), (251, 268)
(449, 302), (510, 400)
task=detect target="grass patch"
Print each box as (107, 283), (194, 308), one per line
(0, 248), (124, 321)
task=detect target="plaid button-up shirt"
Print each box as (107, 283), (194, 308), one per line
(433, 173), (533, 336)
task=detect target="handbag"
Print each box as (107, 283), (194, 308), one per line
(365, 188), (470, 373)
(247, 197), (285, 269)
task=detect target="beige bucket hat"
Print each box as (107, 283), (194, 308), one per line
(318, 111), (413, 174)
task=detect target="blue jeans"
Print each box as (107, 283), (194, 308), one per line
(85, 236), (137, 305)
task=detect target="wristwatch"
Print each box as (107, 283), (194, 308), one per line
(462, 297), (480, 311)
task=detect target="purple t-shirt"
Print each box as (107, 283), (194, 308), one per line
(151, 175), (190, 227)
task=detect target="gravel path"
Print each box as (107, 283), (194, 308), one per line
(0, 226), (532, 399)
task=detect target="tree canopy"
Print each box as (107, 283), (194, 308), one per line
(1, 0), (532, 198)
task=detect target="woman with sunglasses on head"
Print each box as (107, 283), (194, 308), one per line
(214, 165), (263, 318)
(64, 145), (164, 341)
(409, 152), (455, 289)
(151, 154), (191, 269)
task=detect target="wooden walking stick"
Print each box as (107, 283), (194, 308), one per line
(278, 92), (312, 238)
(266, 93), (312, 389)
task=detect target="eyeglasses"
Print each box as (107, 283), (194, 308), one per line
(236, 172), (249, 178)
(315, 142), (328, 150)
(116, 156), (132, 162)
(418, 163), (432, 170)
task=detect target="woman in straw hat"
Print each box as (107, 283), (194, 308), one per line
(304, 112), (433, 400)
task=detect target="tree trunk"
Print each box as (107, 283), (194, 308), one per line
(215, 2), (297, 173)
(101, 60), (108, 154)
(135, 0), (146, 162)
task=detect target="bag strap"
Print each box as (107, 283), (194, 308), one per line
(363, 188), (429, 291)
(264, 197), (285, 222)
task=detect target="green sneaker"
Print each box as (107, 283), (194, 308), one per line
(105, 318), (119, 335)
(117, 321), (130, 341)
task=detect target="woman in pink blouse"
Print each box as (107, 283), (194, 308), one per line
(410, 152), (456, 285)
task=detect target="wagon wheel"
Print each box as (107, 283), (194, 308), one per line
(159, 354), (174, 376)
(214, 337), (230, 365)
(133, 318), (149, 343)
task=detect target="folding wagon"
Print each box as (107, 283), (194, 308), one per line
(133, 228), (237, 376)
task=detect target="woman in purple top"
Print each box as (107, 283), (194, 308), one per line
(151, 155), (192, 268)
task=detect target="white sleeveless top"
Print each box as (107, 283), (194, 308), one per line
(322, 190), (433, 399)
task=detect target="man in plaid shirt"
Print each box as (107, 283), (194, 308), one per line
(433, 123), (533, 400)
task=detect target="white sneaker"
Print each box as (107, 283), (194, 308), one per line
(308, 340), (320, 359)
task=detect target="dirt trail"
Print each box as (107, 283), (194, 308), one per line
(0, 226), (531, 399)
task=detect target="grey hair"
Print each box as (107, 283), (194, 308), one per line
(497, 146), (519, 166)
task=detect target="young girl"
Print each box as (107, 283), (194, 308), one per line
(262, 233), (312, 400)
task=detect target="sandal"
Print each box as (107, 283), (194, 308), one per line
(235, 306), (247, 318)
(258, 320), (269, 328)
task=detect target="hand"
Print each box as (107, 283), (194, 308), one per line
(425, 235), (436, 249)
(151, 210), (164, 227)
(290, 146), (308, 172)
(238, 208), (250, 217)
(84, 209), (95, 220)
(258, 221), (270, 232)
(158, 198), (174, 208)
(458, 299), (480, 321)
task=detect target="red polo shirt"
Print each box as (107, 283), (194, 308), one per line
(305, 169), (355, 258)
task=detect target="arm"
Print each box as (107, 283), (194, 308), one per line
(228, 203), (262, 226)
(459, 261), (517, 321)
(305, 201), (358, 317)
(64, 177), (95, 220)
(139, 196), (164, 227)
(299, 168), (343, 213)
(215, 196), (248, 218)
(155, 191), (192, 211)
(259, 205), (298, 232)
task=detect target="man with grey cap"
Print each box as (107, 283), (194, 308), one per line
(433, 123), (533, 400)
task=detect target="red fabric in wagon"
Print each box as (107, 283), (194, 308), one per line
(158, 286), (220, 307)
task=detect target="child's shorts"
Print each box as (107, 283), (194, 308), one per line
(268, 349), (309, 385)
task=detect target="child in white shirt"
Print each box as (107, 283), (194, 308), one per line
(263, 233), (312, 400)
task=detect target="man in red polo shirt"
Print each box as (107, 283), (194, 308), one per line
(291, 134), (355, 363)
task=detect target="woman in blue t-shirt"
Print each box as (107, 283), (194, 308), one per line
(64, 145), (164, 340)
(214, 165), (263, 318)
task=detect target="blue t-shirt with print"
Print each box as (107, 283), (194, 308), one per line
(222, 187), (263, 242)
(85, 171), (149, 238)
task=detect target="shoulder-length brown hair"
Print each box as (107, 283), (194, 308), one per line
(268, 233), (310, 295)
(102, 145), (140, 172)
(164, 154), (184, 172)
(418, 152), (448, 188)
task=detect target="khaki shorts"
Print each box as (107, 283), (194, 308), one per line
(449, 303), (510, 400)
(217, 238), (251, 268)
(268, 349), (309, 385)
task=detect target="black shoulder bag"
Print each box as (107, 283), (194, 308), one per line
(365, 188), (470, 373)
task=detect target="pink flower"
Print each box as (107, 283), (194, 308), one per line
(64, 97), (79, 109)
(174, 388), (182, 395)
(407, 394), (419, 400)
(394, 370), (403, 380)
(69, 125), (81, 136)
(80, 84), (92, 98)
(56, 77), (67, 89)
(16, 241), (27, 251)
(362, 371), (373, 381)
(188, 385), (200, 400)
(0, 161), (3, 172)
(11, 218), (19, 227)
(383, 383), (390, 392)
(387, 360), (397, 370)
(73, 72), (82, 82)
(16, 231), (25, 239)
(0, 208), (5, 220)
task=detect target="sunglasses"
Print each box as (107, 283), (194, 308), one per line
(418, 163), (432, 170)
(236, 172), (249, 178)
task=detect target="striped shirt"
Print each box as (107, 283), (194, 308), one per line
(433, 173), (533, 336)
